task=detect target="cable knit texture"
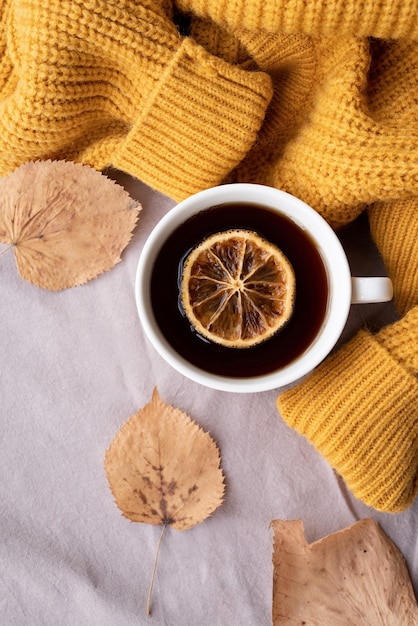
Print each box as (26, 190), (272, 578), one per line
(1, 0), (418, 511)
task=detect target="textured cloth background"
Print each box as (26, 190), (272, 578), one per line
(1, 173), (416, 625)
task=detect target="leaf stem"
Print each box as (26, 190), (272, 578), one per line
(0, 244), (14, 257)
(147, 522), (168, 617)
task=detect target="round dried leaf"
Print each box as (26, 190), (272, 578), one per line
(105, 388), (225, 531)
(0, 160), (140, 289)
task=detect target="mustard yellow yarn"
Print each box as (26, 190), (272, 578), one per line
(278, 315), (418, 513)
(369, 198), (418, 317)
(1, 0), (418, 216)
(0, 0), (272, 198)
(176, 0), (418, 39)
(278, 191), (418, 513)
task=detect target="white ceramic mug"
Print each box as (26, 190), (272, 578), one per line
(135, 184), (393, 393)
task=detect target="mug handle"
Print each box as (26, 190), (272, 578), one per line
(351, 277), (393, 304)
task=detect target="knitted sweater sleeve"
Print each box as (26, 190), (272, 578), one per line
(175, 0), (418, 39)
(277, 193), (418, 514)
(0, 0), (272, 199)
(277, 306), (418, 514)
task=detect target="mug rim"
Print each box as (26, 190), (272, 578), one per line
(135, 183), (351, 392)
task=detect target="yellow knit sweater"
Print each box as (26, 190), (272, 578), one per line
(1, 0), (417, 512)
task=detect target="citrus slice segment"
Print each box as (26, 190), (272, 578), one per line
(181, 229), (295, 348)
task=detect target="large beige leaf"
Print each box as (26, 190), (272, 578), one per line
(105, 388), (225, 531)
(105, 388), (225, 615)
(0, 160), (140, 289)
(272, 518), (418, 625)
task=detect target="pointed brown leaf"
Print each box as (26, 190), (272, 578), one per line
(0, 160), (140, 289)
(104, 388), (225, 530)
(271, 518), (418, 625)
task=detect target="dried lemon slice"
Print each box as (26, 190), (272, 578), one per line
(181, 229), (295, 348)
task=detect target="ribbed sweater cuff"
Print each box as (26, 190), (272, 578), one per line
(111, 38), (272, 200)
(176, 0), (418, 39)
(277, 330), (418, 512)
